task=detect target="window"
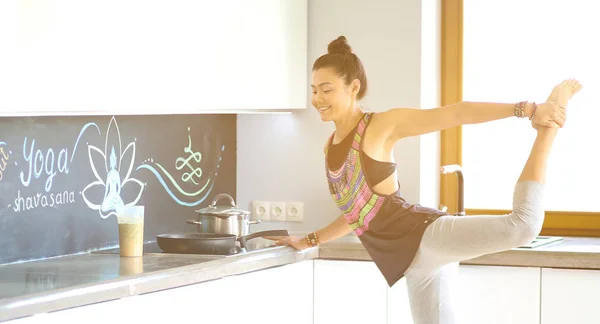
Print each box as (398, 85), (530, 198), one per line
(441, 0), (600, 236)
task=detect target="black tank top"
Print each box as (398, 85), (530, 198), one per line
(325, 112), (450, 287)
(327, 116), (397, 186)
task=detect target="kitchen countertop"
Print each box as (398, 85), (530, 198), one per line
(319, 235), (600, 269)
(1, 235), (600, 322)
(0, 241), (317, 322)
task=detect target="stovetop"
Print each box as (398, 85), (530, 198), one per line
(93, 239), (281, 257)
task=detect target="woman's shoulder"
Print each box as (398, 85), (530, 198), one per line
(365, 111), (395, 138)
(360, 110), (401, 154)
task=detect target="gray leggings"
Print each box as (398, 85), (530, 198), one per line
(405, 180), (545, 324)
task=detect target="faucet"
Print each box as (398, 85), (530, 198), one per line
(440, 164), (466, 216)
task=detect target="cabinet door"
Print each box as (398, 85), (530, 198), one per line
(219, 260), (314, 324)
(0, 0), (307, 116)
(122, 275), (233, 322)
(10, 277), (231, 324)
(457, 265), (540, 324)
(541, 268), (600, 324)
(314, 260), (387, 324)
(9, 262), (313, 324)
(387, 277), (414, 323)
(216, 0), (308, 111)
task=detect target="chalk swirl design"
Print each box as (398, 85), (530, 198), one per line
(136, 131), (224, 207)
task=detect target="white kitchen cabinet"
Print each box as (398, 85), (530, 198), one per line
(0, 0), (307, 116)
(313, 260), (388, 324)
(541, 268), (600, 324)
(224, 260), (314, 324)
(21, 260), (599, 324)
(390, 265), (541, 324)
(8, 261), (313, 324)
(387, 277), (414, 323)
(7, 276), (231, 323)
(457, 265), (540, 324)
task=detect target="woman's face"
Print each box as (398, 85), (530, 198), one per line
(311, 67), (358, 122)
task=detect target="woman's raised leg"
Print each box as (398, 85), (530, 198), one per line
(410, 79), (582, 269)
(404, 79), (582, 324)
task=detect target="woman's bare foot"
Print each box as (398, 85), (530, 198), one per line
(519, 80), (581, 183)
(532, 79), (583, 129)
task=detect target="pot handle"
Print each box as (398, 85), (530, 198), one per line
(210, 193), (236, 207)
(186, 219), (202, 226)
(249, 219), (261, 225)
(238, 230), (290, 248)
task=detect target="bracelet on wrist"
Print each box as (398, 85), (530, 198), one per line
(529, 102), (537, 121)
(306, 232), (320, 247)
(514, 101), (527, 118)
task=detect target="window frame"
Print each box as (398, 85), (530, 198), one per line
(439, 0), (600, 237)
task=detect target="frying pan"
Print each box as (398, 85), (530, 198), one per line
(156, 229), (289, 255)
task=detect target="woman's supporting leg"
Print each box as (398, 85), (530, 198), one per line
(403, 79), (582, 324)
(405, 262), (460, 324)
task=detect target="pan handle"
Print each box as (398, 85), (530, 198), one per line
(249, 219), (261, 225)
(238, 230), (290, 248)
(186, 219), (202, 225)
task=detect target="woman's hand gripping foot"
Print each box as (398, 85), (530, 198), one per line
(532, 79), (583, 130)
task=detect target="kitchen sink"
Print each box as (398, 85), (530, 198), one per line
(517, 236), (564, 249)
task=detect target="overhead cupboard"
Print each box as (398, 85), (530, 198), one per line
(0, 0), (308, 116)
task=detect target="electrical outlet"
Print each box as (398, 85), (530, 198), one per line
(270, 202), (286, 221)
(286, 202), (304, 222)
(252, 201), (270, 221)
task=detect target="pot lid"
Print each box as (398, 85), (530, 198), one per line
(194, 193), (250, 217)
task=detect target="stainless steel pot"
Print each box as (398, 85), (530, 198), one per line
(186, 193), (260, 237)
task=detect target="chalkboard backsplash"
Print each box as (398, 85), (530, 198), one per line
(0, 114), (236, 264)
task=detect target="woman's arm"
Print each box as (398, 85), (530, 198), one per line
(455, 101), (536, 124)
(265, 214), (351, 250)
(313, 214), (352, 245)
(381, 100), (563, 142)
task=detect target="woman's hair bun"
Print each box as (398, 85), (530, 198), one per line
(327, 35), (352, 55)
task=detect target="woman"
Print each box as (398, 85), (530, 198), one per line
(266, 35), (582, 323)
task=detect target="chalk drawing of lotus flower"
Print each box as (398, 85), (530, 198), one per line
(81, 117), (145, 219)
